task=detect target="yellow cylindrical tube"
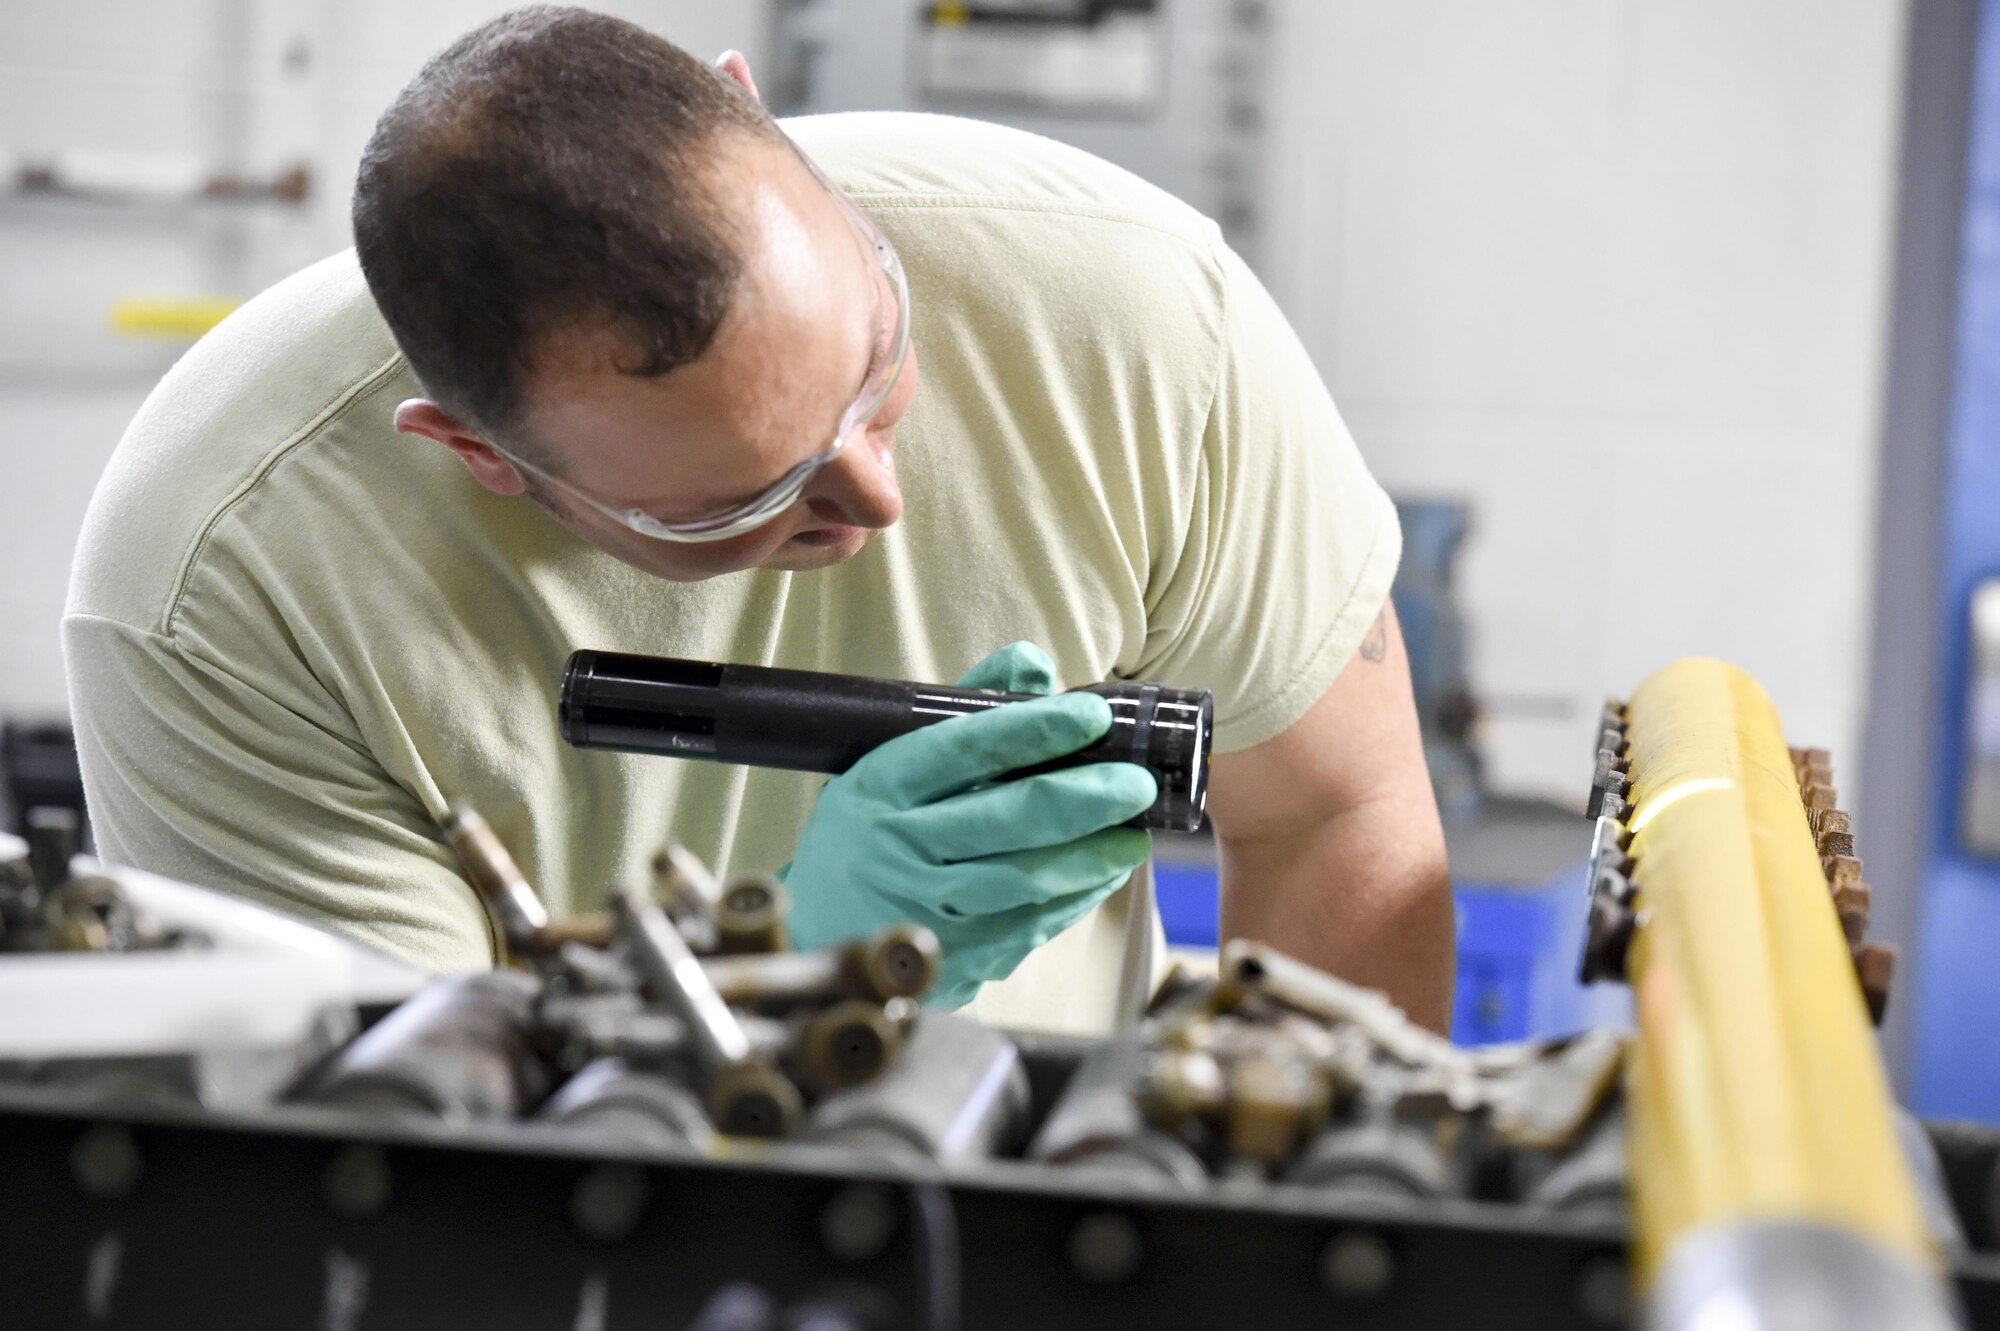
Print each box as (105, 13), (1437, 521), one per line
(1618, 658), (1932, 1283)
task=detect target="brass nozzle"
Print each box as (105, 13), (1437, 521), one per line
(848, 925), (940, 1001)
(442, 802), (550, 953)
(797, 999), (906, 1093)
(706, 1060), (804, 1139)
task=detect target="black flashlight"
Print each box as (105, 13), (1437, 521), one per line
(558, 651), (1212, 833)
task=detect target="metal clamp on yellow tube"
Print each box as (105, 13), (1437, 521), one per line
(1580, 658), (1960, 1331)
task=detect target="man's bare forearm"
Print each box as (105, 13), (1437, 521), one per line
(1215, 791), (1455, 1033)
(1203, 601), (1455, 1031)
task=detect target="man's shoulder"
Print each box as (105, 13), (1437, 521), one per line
(784, 112), (1219, 252)
(67, 250), (415, 634)
(792, 112), (1230, 395)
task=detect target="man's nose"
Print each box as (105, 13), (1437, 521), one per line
(804, 428), (902, 530)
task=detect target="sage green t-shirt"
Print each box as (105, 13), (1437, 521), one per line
(63, 113), (1398, 1035)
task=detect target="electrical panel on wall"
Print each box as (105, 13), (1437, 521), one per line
(769, 0), (1268, 266)
(916, 1), (1165, 115)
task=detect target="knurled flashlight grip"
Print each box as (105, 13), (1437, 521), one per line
(558, 651), (1212, 833)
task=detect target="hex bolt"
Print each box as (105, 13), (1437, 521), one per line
(1581, 892), (1637, 984)
(1320, 1228), (1396, 1302)
(1067, 1211), (1143, 1285)
(322, 1144), (393, 1218)
(1574, 1254), (1629, 1327)
(70, 1124), (141, 1199)
(1586, 754), (1629, 819)
(1857, 943), (1897, 1025)
(570, 1164), (649, 1242)
(1834, 882), (1873, 943)
(819, 1184), (897, 1262)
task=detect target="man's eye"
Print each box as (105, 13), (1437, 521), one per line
(864, 321), (890, 383)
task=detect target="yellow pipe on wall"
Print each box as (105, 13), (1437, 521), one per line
(1618, 658), (1931, 1283)
(108, 295), (240, 340)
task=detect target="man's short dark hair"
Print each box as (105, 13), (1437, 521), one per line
(353, 6), (781, 447)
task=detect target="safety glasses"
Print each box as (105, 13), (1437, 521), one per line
(497, 145), (910, 543)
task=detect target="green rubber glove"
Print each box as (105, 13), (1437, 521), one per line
(784, 642), (1157, 1010)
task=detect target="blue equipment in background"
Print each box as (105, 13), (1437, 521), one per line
(1155, 496), (1626, 1046)
(1911, 0), (2000, 1121)
(1394, 500), (1482, 824)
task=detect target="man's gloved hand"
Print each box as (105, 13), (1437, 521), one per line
(784, 642), (1156, 1009)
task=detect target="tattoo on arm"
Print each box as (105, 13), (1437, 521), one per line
(1359, 610), (1388, 663)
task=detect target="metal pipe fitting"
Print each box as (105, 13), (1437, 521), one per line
(713, 875), (788, 955)
(805, 1014), (1027, 1164)
(1647, 1221), (1961, 1331)
(539, 1057), (715, 1151)
(441, 802), (550, 956)
(701, 926), (940, 1009)
(795, 998), (913, 1094)
(300, 971), (549, 1122)
(1028, 1037), (1208, 1187)
(1286, 1112), (1460, 1201)
(611, 885), (751, 1069)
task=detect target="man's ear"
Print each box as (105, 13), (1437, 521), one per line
(394, 399), (526, 496)
(716, 49), (762, 105)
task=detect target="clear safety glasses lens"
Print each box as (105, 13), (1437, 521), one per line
(619, 211), (910, 544)
(515, 146), (910, 546)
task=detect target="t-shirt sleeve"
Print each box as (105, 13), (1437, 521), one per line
(63, 611), (498, 971)
(1137, 239), (1402, 754)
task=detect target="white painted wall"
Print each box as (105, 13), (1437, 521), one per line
(1262, 0), (1909, 800)
(0, 0), (771, 716)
